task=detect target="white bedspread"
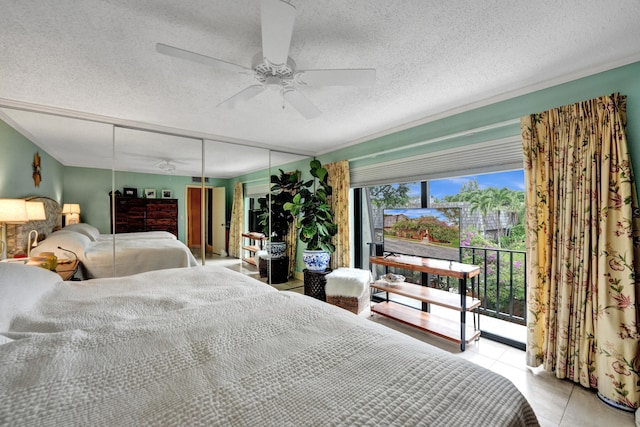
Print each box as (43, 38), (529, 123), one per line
(96, 231), (177, 241)
(83, 238), (199, 278)
(6, 266), (273, 335)
(0, 266), (539, 426)
(32, 231), (198, 278)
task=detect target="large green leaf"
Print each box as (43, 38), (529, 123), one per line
(309, 159), (321, 170)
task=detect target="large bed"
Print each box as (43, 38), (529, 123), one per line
(0, 262), (539, 426)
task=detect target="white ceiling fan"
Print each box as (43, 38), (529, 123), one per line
(148, 158), (190, 173)
(156, 0), (375, 119)
(155, 159), (176, 173)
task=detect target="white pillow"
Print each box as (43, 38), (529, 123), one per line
(32, 230), (91, 259)
(0, 263), (61, 330)
(63, 223), (100, 241)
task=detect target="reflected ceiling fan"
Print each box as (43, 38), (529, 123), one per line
(155, 159), (176, 173)
(150, 159), (191, 173)
(156, 0), (375, 119)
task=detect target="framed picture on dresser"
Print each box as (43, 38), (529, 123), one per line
(161, 189), (172, 199)
(123, 187), (137, 197)
(144, 188), (156, 198)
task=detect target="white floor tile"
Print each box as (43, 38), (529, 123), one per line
(560, 386), (635, 426)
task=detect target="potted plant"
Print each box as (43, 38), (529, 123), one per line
(284, 159), (337, 272)
(257, 169), (300, 258)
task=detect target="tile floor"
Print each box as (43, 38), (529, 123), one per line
(209, 255), (637, 426)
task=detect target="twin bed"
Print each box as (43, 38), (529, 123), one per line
(0, 262), (539, 426)
(6, 196), (198, 279)
(31, 223), (198, 279)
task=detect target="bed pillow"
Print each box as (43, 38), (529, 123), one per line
(63, 223), (100, 241)
(31, 230), (91, 259)
(0, 263), (61, 331)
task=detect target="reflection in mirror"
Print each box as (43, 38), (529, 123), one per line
(0, 107), (114, 276)
(204, 139), (270, 270)
(113, 127), (203, 275)
(0, 104), (311, 283)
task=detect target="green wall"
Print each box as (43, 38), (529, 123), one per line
(0, 120), (64, 201)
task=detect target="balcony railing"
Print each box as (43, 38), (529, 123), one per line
(461, 246), (527, 326)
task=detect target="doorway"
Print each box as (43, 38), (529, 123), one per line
(186, 185), (226, 256)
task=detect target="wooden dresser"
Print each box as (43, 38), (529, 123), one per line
(111, 197), (178, 238)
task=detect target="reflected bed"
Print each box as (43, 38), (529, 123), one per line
(31, 228), (198, 279)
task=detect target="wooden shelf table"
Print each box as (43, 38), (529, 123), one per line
(370, 255), (481, 351)
(241, 232), (267, 266)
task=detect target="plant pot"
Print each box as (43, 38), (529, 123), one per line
(303, 249), (330, 272)
(265, 241), (287, 259)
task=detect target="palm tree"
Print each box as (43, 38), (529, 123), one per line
(492, 187), (518, 244)
(468, 190), (495, 239)
(468, 187), (520, 246)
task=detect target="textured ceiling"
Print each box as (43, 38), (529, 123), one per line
(1, 0), (640, 177)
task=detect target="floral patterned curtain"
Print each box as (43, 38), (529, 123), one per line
(325, 160), (350, 269)
(285, 217), (297, 278)
(228, 182), (243, 258)
(284, 171), (300, 279)
(521, 93), (640, 411)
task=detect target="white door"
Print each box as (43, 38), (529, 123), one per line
(211, 187), (226, 254)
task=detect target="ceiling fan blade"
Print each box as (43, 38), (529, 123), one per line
(283, 89), (321, 119)
(156, 43), (250, 73)
(261, 0), (296, 67)
(217, 85), (266, 109)
(294, 69), (376, 86)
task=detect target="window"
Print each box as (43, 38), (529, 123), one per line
(357, 170), (527, 347)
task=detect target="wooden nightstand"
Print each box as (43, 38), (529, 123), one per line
(56, 259), (80, 281)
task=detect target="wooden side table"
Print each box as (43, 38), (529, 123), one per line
(303, 269), (332, 302)
(55, 259), (80, 281)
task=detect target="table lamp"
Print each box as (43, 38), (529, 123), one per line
(62, 203), (81, 225)
(0, 199), (28, 259)
(26, 201), (47, 257)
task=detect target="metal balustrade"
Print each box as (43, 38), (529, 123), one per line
(461, 246), (527, 326)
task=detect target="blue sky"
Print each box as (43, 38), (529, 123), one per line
(406, 170), (525, 199)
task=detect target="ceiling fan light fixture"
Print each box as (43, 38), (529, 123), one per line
(158, 161), (176, 172)
(156, 0), (375, 119)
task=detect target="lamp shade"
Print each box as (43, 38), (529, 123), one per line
(0, 199), (28, 223)
(26, 201), (46, 221)
(62, 203), (81, 215)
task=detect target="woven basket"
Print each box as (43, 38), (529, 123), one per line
(304, 269), (332, 301)
(327, 291), (369, 315)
